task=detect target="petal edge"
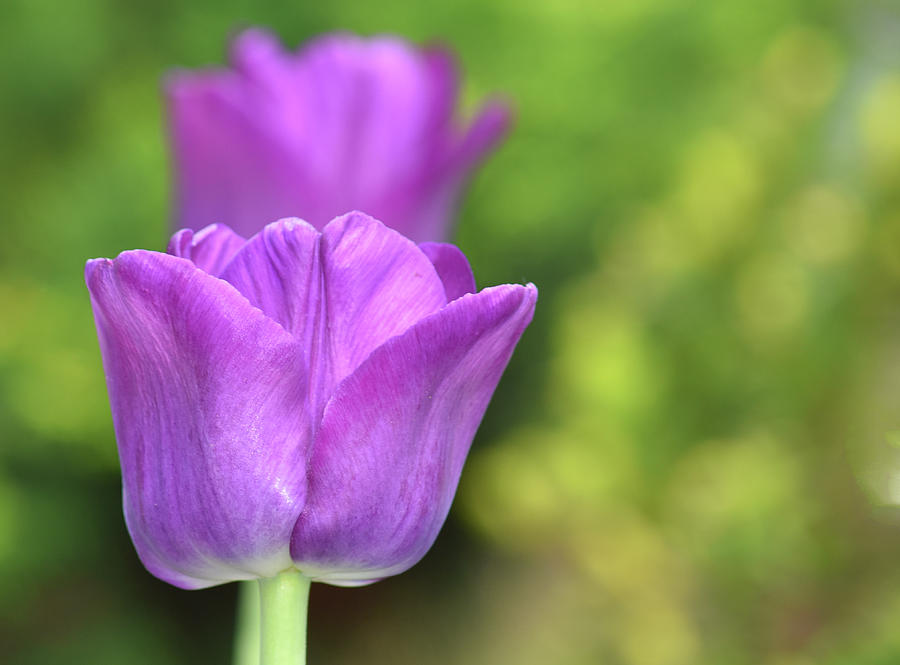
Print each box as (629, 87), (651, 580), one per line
(291, 283), (537, 584)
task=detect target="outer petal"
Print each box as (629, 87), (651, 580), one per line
(419, 241), (476, 301)
(290, 283), (537, 585)
(86, 251), (310, 588)
(167, 223), (247, 276)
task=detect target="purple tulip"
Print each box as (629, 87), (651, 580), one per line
(86, 212), (536, 589)
(166, 29), (511, 242)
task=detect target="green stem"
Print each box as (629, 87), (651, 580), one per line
(258, 569), (311, 665)
(233, 580), (260, 665)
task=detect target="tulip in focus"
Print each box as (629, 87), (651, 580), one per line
(166, 30), (511, 242)
(85, 212), (535, 590)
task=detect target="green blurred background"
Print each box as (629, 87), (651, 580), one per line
(3, 0), (900, 663)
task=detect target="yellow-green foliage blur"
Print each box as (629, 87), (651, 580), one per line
(2, 0), (900, 664)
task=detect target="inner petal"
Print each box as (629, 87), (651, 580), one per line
(167, 224), (247, 277)
(319, 211), (447, 384)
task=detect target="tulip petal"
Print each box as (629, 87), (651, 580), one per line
(451, 100), (512, 175)
(290, 34), (449, 239)
(229, 28), (291, 87)
(419, 242), (476, 301)
(421, 46), (459, 138)
(293, 36), (445, 212)
(167, 223), (247, 276)
(290, 283), (537, 584)
(220, 214), (447, 416)
(219, 218), (323, 339)
(86, 251), (311, 588)
(319, 212), (448, 383)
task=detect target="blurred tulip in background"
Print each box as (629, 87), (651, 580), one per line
(166, 29), (509, 242)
